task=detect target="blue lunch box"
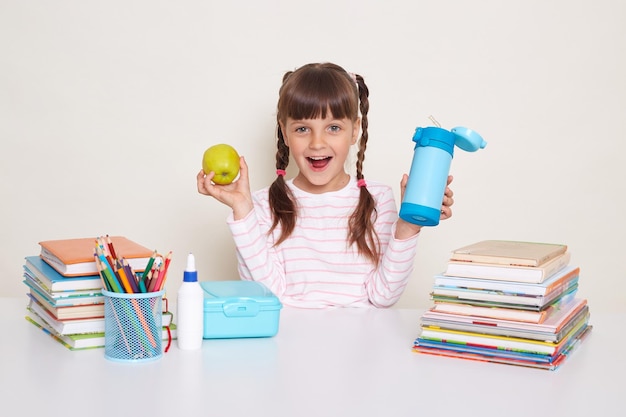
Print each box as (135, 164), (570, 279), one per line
(200, 280), (283, 339)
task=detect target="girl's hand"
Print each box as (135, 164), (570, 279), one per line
(440, 175), (454, 221)
(196, 156), (254, 220)
(398, 173), (454, 219)
(395, 174), (454, 240)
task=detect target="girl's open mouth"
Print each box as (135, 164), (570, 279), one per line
(308, 156), (331, 169)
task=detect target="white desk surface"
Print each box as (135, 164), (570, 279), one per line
(0, 297), (622, 417)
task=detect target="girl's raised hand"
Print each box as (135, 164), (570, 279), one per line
(197, 156), (254, 220)
(396, 174), (454, 238)
(439, 175), (454, 221)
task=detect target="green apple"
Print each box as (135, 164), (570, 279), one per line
(202, 144), (240, 185)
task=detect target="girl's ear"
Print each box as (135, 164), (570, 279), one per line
(352, 118), (361, 144)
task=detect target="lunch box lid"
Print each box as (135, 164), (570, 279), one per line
(201, 280), (282, 315)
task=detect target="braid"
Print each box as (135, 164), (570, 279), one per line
(355, 74), (369, 181)
(268, 124), (297, 245)
(348, 74), (380, 266)
(275, 127), (291, 170)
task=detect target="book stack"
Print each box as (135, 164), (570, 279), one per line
(412, 240), (593, 370)
(23, 236), (176, 350)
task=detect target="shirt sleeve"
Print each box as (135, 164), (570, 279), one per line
(365, 187), (420, 308)
(226, 197), (288, 298)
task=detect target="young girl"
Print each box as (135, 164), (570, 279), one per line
(197, 62), (454, 308)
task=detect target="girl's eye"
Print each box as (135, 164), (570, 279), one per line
(329, 125), (341, 132)
(295, 126), (308, 133)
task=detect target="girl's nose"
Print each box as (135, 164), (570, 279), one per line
(309, 131), (326, 148)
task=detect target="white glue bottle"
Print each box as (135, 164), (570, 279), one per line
(177, 253), (204, 350)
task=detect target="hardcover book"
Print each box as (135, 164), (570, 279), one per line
(421, 298), (589, 342)
(26, 292), (104, 320)
(430, 280), (577, 310)
(413, 323), (592, 371)
(25, 313), (177, 350)
(444, 251), (571, 284)
(39, 236), (153, 277)
(23, 277), (103, 307)
(430, 292), (578, 324)
(24, 256), (103, 292)
(433, 265), (580, 297)
(417, 312), (590, 356)
(27, 298), (172, 335)
(449, 240), (568, 267)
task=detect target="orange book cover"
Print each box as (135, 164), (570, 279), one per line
(39, 236), (153, 277)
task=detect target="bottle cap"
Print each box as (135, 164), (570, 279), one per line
(451, 126), (487, 152)
(183, 253), (198, 282)
(412, 127), (456, 154)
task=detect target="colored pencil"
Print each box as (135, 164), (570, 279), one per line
(106, 234), (118, 260)
(94, 252), (111, 291)
(147, 264), (159, 292)
(95, 246), (122, 293)
(138, 270), (149, 293)
(142, 250), (158, 280)
(121, 258), (140, 293)
(116, 265), (134, 294)
(152, 251), (172, 292)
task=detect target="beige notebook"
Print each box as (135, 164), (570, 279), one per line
(450, 240), (568, 267)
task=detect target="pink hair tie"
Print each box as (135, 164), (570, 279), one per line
(276, 169), (286, 177)
(357, 178), (367, 188)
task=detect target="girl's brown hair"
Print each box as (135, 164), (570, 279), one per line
(268, 63), (380, 265)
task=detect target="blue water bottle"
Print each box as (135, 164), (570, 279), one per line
(399, 126), (486, 226)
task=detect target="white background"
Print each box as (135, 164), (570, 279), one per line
(1, 1), (624, 311)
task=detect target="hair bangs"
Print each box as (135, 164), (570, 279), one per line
(278, 67), (358, 122)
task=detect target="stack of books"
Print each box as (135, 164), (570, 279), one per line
(413, 240), (593, 370)
(23, 236), (176, 350)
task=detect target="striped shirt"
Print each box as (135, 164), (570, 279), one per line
(227, 176), (419, 308)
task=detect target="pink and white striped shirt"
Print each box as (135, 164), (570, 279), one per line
(227, 176), (419, 308)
